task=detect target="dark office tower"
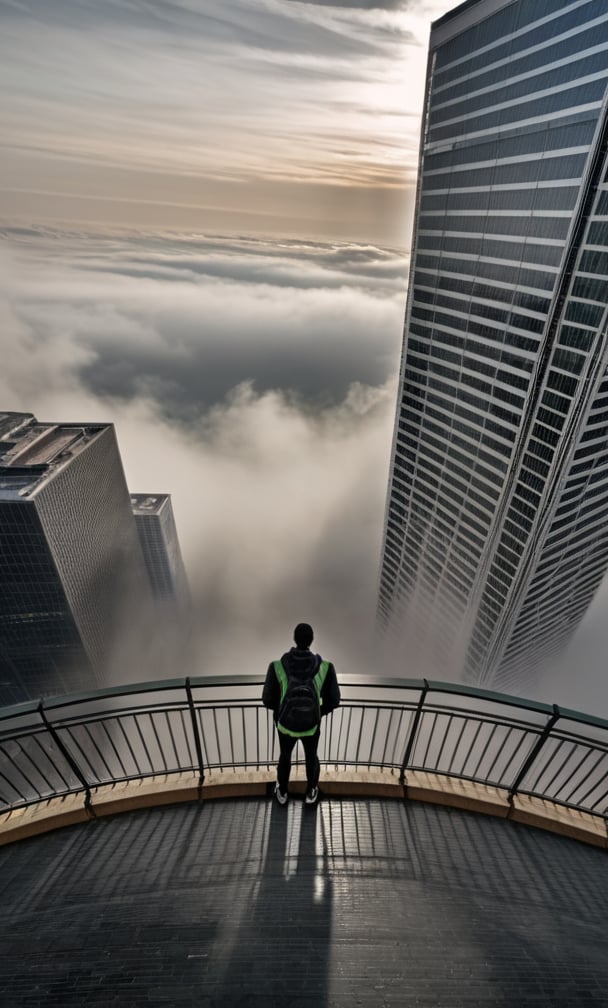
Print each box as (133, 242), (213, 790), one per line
(0, 412), (153, 705)
(130, 494), (190, 610)
(378, 0), (608, 691)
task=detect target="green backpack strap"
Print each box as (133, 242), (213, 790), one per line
(273, 659), (288, 702)
(313, 661), (330, 707)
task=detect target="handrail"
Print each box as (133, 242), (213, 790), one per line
(0, 677), (607, 822)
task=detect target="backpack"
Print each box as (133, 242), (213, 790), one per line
(275, 659), (329, 737)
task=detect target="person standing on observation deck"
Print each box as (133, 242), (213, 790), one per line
(262, 623), (340, 806)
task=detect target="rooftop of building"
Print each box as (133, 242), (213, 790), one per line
(130, 493), (170, 516)
(432, 0), (522, 47)
(0, 412), (109, 499)
(432, 0), (516, 27)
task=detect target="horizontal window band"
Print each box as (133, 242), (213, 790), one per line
(432, 37), (608, 113)
(433, 3), (608, 82)
(425, 101), (603, 153)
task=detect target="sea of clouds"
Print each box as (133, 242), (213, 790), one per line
(0, 225), (407, 681)
(2, 224), (606, 713)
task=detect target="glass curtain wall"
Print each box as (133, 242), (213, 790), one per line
(378, 0), (608, 690)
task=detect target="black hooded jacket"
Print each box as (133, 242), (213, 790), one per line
(262, 647), (340, 720)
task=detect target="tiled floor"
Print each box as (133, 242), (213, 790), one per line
(1, 796), (606, 1006)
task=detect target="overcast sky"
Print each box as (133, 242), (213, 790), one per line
(1, 0), (607, 716)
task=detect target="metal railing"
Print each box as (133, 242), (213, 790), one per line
(1, 676), (607, 821)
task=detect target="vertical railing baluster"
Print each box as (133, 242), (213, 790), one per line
(185, 678), (205, 787)
(448, 717), (467, 775)
(148, 713), (167, 773)
(435, 713), (453, 771)
(344, 706), (353, 767)
(368, 706), (380, 769)
(165, 710), (180, 769)
(400, 680), (429, 784)
(242, 707), (247, 769)
(212, 708), (221, 770)
(379, 708), (391, 769)
(354, 705), (365, 766)
(38, 700), (92, 811)
(327, 705), (335, 768)
(180, 709), (194, 768)
(228, 708), (235, 770)
(508, 705), (560, 802)
(421, 712), (439, 769)
(391, 707), (406, 770)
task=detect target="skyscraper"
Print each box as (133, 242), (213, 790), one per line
(378, 0), (608, 692)
(0, 412), (153, 705)
(130, 494), (190, 610)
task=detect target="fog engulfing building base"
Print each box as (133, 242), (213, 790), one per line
(0, 411), (191, 706)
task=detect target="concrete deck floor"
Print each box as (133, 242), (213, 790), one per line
(1, 796), (606, 1007)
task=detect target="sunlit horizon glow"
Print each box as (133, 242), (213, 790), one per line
(0, 0), (455, 244)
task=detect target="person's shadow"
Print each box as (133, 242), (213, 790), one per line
(213, 796), (332, 1007)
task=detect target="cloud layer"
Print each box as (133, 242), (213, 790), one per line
(4, 226), (407, 415)
(2, 223), (607, 715)
(1, 225), (404, 680)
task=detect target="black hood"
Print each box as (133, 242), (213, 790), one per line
(281, 647), (320, 681)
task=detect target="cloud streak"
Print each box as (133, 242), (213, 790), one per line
(0, 0), (452, 240)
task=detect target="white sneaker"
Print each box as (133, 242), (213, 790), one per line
(275, 783), (288, 805)
(305, 786), (319, 805)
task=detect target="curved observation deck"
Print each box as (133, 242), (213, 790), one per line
(1, 676), (607, 848)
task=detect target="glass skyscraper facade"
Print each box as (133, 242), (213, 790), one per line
(130, 494), (191, 610)
(0, 413), (153, 705)
(378, 0), (608, 691)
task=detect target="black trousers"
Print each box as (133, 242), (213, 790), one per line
(277, 728), (320, 793)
